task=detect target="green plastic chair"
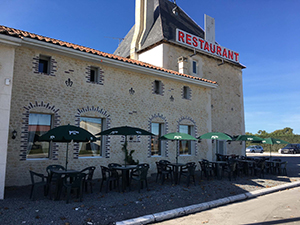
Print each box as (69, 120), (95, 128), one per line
(179, 162), (196, 186)
(29, 170), (48, 200)
(129, 163), (150, 192)
(80, 166), (96, 193)
(63, 172), (86, 204)
(100, 166), (120, 193)
(46, 164), (65, 198)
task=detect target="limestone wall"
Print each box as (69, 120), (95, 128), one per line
(6, 45), (213, 186)
(138, 43), (245, 156)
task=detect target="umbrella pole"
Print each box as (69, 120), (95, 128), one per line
(124, 136), (127, 167)
(176, 140), (178, 164)
(66, 143), (69, 171)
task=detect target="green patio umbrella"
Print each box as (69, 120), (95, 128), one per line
(234, 135), (264, 142)
(95, 126), (154, 166)
(257, 137), (289, 157)
(38, 124), (97, 170)
(198, 132), (232, 141)
(159, 132), (197, 163)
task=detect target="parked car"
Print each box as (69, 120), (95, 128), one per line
(246, 145), (264, 153)
(278, 144), (300, 154)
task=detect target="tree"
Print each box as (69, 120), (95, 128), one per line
(271, 127), (294, 136)
(257, 130), (268, 136)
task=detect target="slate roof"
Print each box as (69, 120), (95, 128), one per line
(114, 0), (205, 57)
(0, 25), (217, 85)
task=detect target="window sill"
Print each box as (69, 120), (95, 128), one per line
(78, 156), (102, 159)
(26, 158), (49, 161)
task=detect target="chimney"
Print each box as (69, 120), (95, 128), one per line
(204, 14), (215, 43)
(130, 0), (154, 59)
(139, 0), (154, 48)
(178, 56), (188, 74)
(130, 0), (145, 59)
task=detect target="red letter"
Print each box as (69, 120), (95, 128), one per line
(210, 44), (215, 53)
(204, 42), (209, 51)
(222, 49), (227, 57)
(186, 34), (191, 45)
(228, 50), (233, 60)
(199, 39), (204, 49)
(216, 46), (222, 55)
(234, 52), (239, 62)
(193, 37), (198, 47)
(178, 31), (185, 42)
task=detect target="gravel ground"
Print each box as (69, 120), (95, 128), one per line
(1, 169), (299, 225)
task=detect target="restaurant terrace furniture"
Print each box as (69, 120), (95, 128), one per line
(170, 162), (186, 185)
(108, 163), (122, 168)
(63, 172), (86, 204)
(80, 166), (96, 193)
(129, 163), (150, 192)
(278, 161), (288, 176)
(29, 170), (48, 200)
(100, 166), (120, 193)
(272, 159), (282, 175)
(156, 161), (173, 185)
(50, 169), (80, 200)
(46, 164), (65, 198)
(254, 160), (265, 178)
(235, 160), (246, 177)
(247, 160), (256, 176)
(209, 160), (227, 180)
(199, 160), (214, 180)
(264, 160), (273, 174)
(178, 162), (196, 187)
(110, 165), (137, 192)
(221, 159), (237, 181)
(108, 163), (122, 176)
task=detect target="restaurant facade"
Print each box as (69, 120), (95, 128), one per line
(0, 0), (245, 199)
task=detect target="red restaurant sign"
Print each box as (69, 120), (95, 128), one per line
(176, 28), (239, 63)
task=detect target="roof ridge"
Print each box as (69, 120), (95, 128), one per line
(0, 24), (217, 85)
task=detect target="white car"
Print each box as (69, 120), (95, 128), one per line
(246, 145), (264, 153)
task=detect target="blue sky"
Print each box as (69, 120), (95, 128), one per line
(2, 0), (300, 134)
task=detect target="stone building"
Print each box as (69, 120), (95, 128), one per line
(0, 0), (245, 199)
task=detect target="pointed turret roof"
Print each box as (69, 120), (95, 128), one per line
(114, 0), (204, 57)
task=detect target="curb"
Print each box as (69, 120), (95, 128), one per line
(115, 181), (300, 225)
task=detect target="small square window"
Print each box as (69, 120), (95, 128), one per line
(38, 55), (51, 74)
(192, 61), (197, 74)
(154, 80), (162, 94)
(90, 66), (99, 83)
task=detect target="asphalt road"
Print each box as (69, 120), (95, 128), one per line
(156, 186), (300, 225)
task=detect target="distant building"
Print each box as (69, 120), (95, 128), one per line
(0, 0), (245, 199)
